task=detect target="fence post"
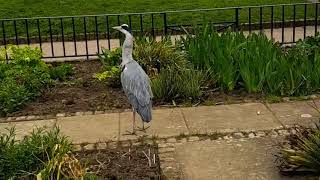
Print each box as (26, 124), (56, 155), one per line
(235, 8), (240, 31)
(163, 13), (168, 35)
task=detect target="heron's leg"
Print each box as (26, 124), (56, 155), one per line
(137, 121), (150, 132)
(123, 107), (137, 135)
(132, 110), (136, 133)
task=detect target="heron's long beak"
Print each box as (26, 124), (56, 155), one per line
(112, 26), (121, 30)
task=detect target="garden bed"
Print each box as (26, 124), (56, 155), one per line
(76, 144), (161, 180)
(6, 60), (263, 117)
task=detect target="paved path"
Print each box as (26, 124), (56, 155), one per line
(0, 100), (319, 179)
(9, 25), (319, 62)
(0, 100), (319, 142)
(174, 137), (309, 180)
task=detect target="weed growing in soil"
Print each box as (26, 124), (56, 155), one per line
(49, 63), (74, 81)
(276, 124), (320, 175)
(0, 126), (81, 179)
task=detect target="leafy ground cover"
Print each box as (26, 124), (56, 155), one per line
(0, 46), (73, 116)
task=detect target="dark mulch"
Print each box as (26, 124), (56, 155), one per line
(7, 60), (264, 117)
(8, 60), (131, 117)
(75, 144), (161, 180)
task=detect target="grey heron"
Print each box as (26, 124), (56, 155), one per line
(112, 24), (153, 134)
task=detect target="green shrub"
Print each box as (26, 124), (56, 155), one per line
(95, 48), (122, 87)
(183, 25), (320, 96)
(238, 34), (284, 93)
(9, 45), (43, 66)
(0, 79), (30, 113)
(97, 38), (188, 88)
(0, 46), (69, 114)
(0, 127), (74, 179)
(98, 47), (122, 67)
(151, 68), (209, 101)
(133, 37), (188, 76)
(93, 66), (121, 87)
(49, 64), (74, 81)
(182, 27), (244, 91)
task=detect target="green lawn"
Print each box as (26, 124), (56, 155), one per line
(0, 0), (314, 41)
(0, 0), (308, 18)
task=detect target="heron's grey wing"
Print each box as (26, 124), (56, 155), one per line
(121, 62), (152, 107)
(121, 62), (153, 122)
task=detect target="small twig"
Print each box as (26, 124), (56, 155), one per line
(153, 154), (156, 164)
(122, 148), (131, 157)
(96, 159), (106, 166)
(192, 101), (201, 107)
(142, 150), (152, 167)
(115, 163), (122, 167)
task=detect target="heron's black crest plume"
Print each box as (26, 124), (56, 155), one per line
(121, 24), (132, 34)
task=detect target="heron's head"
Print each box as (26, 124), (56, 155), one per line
(112, 24), (132, 35)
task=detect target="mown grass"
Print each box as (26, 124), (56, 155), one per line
(0, 0), (314, 40)
(0, 0), (308, 18)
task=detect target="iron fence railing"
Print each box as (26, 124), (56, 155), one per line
(0, 2), (320, 60)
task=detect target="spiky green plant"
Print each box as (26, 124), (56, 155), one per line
(151, 68), (209, 101)
(133, 37), (188, 77)
(182, 26), (245, 91)
(238, 34), (283, 93)
(277, 124), (320, 175)
(0, 127), (74, 179)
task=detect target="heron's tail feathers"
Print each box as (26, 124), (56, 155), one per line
(138, 103), (152, 123)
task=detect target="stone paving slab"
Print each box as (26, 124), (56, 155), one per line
(119, 108), (188, 140)
(267, 100), (320, 127)
(180, 103), (282, 134)
(56, 113), (119, 144)
(0, 119), (56, 140)
(1, 100), (320, 144)
(174, 137), (306, 180)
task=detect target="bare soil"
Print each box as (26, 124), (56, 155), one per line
(7, 60), (263, 117)
(75, 144), (161, 180)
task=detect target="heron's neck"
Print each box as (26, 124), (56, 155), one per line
(121, 33), (133, 66)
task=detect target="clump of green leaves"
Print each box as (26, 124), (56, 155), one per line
(49, 64), (74, 81)
(151, 68), (210, 101)
(134, 37), (188, 77)
(0, 127), (76, 179)
(237, 33), (284, 93)
(182, 25), (320, 96)
(94, 48), (122, 87)
(0, 46), (53, 114)
(182, 27), (244, 91)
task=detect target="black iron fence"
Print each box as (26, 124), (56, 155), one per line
(0, 2), (320, 60)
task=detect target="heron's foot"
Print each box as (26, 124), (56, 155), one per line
(122, 130), (137, 136)
(137, 125), (150, 132)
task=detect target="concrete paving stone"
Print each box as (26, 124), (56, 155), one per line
(175, 137), (306, 180)
(0, 119), (56, 140)
(119, 108), (188, 140)
(267, 100), (320, 127)
(56, 113), (119, 144)
(180, 103), (281, 134)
